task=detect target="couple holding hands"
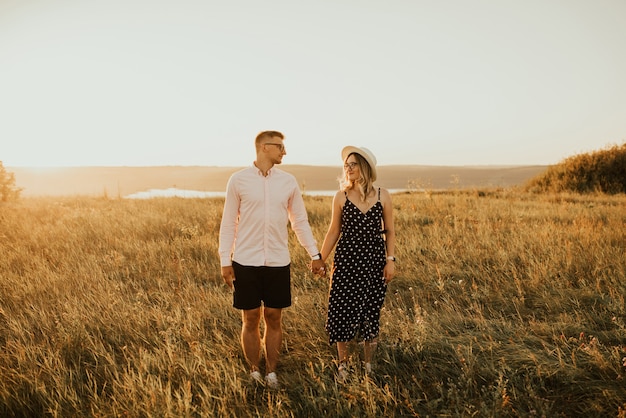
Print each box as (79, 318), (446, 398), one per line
(219, 131), (395, 388)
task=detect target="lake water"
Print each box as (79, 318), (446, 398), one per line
(125, 188), (411, 199)
(124, 188), (339, 199)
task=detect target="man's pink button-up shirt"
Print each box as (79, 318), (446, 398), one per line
(218, 165), (319, 267)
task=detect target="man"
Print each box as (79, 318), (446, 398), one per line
(219, 130), (325, 389)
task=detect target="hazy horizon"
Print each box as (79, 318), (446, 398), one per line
(11, 164), (547, 197)
(6, 162), (549, 169)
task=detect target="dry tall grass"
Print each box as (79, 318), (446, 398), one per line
(1, 191), (625, 417)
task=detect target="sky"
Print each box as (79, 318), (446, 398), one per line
(1, 0), (625, 168)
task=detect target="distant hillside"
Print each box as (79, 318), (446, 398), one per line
(10, 165), (547, 197)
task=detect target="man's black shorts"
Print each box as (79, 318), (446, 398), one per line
(232, 261), (291, 310)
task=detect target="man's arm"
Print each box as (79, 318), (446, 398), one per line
(218, 176), (240, 268)
(287, 183), (321, 260)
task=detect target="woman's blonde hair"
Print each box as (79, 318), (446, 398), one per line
(340, 152), (375, 202)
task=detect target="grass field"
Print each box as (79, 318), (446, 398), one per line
(1, 190), (625, 417)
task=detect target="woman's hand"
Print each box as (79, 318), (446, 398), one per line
(383, 261), (395, 283)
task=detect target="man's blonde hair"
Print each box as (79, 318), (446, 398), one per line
(255, 131), (284, 151)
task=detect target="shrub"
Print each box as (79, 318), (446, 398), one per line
(525, 142), (626, 194)
(0, 161), (22, 202)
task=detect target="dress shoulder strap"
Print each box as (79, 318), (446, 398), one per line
(377, 187), (381, 201)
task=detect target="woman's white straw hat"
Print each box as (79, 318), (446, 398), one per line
(341, 146), (378, 181)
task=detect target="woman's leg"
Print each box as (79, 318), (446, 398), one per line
(336, 341), (349, 364)
(363, 338), (378, 373)
(335, 341), (350, 382)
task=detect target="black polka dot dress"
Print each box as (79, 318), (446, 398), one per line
(326, 191), (387, 344)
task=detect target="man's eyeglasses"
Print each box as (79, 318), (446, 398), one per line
(344, 162), (358, 170)
(264, 143), (285, 152)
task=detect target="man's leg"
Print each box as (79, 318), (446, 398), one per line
(241, 308), (262, 372)
(263, 307), (282, 373)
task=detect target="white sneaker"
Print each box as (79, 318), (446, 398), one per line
(337, 363), (349, 384)
(265, 372), (279, 389)
(250, 370), (263, 384)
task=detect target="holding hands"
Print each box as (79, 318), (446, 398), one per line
(311, 259), (326, 276)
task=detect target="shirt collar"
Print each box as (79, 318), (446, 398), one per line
(252, 162), (274, 177)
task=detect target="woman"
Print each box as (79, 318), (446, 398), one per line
(318, 146), (396, 381)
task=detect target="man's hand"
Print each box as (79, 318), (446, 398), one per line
(221, 266), (235, 289)
(311, 259), (326, 276)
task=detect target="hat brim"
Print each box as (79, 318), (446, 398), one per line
(341, 146), (377, 182)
